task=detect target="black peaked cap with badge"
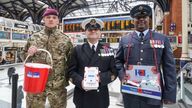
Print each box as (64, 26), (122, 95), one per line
(81, 18), (104, 30)
(130, 4), (152, 18)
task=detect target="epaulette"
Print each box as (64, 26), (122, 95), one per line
(60, 32), (69, 38)
(30, 31), (42, 38)
(39, 30), (45, 35)
(32, 29), (44, 35)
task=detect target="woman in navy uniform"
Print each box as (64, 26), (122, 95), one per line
(115, 4), (177, 108)
(68, 18), (117, 108)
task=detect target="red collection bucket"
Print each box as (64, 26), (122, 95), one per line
(23, 49), (52, 94)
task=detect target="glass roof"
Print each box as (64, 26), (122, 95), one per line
(66, 0), (154, 17)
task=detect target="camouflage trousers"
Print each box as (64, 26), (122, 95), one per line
(26, 88), (67, 108)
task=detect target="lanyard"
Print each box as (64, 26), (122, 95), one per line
(125, 30), (159, 72)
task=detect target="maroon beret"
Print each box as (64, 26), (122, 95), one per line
(43, 8), (59, 17)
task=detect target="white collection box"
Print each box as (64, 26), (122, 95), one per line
(83, 67), (99, 90)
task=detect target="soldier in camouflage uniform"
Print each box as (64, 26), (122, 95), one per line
(21, 8), (73, 108)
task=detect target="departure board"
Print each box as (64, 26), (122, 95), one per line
(12, 33), (28, 40)
(0, 31), (10, 39)
(63, 17), (134, 32)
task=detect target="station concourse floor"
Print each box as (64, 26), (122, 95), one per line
(0, 64), (123, 108)
(0, 64), (181, 108)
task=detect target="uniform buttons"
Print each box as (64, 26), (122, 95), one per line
(141, 42), (144, 44)
(140, 58), (143, 61)
(97, 89), (100, 92)
(140, 50), (143, 52)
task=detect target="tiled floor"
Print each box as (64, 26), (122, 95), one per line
(0, 64), (123, 108)
(0, 64), (189, 108)
(67, 96), (123, 108)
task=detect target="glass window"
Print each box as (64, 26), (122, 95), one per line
(66, 1), (153, 17)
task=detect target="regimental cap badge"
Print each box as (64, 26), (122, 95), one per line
(90, 19), (96, 25)
(139, 6), (143, 11)
(81, 18), (104, 30)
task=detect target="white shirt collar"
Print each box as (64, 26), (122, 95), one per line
(135, 29), (149, 37)
(88, 41), (98, 51)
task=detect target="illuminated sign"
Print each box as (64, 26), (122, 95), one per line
(14, 23), (28, 29)
(12, 33), (28, 40)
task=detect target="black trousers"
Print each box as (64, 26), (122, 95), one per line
(122, 93), (162, 108)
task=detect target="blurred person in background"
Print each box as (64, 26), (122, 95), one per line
(7, 67), (16, 85)
(17, 85), (24, 108)
(0, 58), (6, 65)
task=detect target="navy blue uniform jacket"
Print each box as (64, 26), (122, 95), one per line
(115, 30), (177, 105)
(68, 42), (117, 108)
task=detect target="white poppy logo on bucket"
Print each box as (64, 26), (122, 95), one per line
(27, 71), (40, 78)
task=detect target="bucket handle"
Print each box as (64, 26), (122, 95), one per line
(23, 49), (53, 68)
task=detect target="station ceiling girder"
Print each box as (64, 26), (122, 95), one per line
(0, 0), (169, 24)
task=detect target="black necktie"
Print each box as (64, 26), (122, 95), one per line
(92, 45), (95, 53)
(139, 32), (144, 41)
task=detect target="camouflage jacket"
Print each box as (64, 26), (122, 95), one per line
(21, 28), (73, 88)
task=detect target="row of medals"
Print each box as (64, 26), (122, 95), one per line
(150, 40), (164, 48)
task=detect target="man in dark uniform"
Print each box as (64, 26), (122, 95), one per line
(115, 4), (177, 108)
(67, 18), (118, 108)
